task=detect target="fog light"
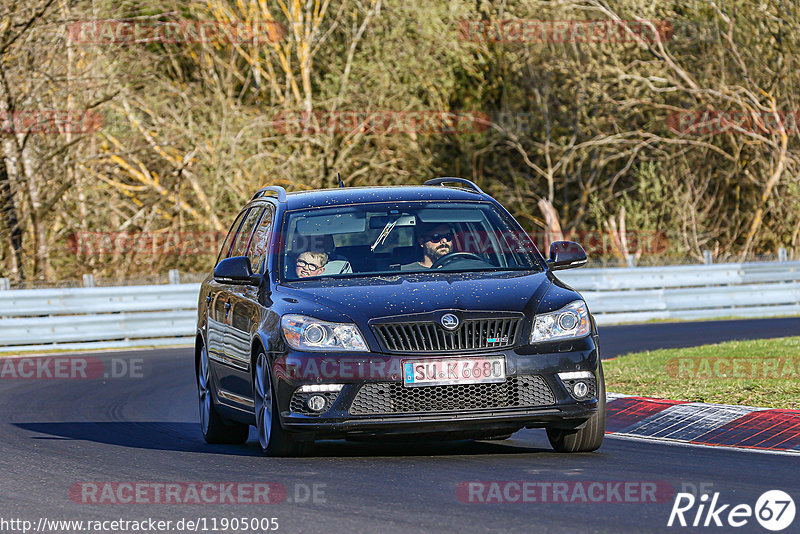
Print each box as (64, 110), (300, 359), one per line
(306, 394), (327, 412)
(573, 381), (589, 398)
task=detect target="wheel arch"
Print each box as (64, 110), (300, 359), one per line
(194, 331), (205, 378)
(250, 333), (268, 381)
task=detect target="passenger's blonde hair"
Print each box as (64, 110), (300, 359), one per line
(298, 250), (328, 267)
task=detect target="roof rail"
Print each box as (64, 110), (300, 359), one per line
(423, 177), (484, 194)
(252, 185), (287, 202)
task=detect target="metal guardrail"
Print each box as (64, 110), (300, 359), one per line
(0, 284), (200, 317)
(558, 261), (800, 324)
(0, 261), (798, 351)
(0, 284), (201, 352)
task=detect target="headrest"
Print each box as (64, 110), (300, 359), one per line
(290, 234), (335, 253)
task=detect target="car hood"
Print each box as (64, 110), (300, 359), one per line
(277, 270), (552, 321)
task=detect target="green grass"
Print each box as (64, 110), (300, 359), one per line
(604, 337), (800, 409)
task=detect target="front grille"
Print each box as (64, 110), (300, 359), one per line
(349, 375), (555, 415)
(373, 318), (520, 352)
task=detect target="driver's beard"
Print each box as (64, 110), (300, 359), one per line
(425, 241), (451, 262)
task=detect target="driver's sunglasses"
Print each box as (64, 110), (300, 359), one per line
(423, 231), (453, 242)
(296, 259), (322, 271)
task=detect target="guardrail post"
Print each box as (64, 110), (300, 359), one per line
(0, 278), (9, 290)
(626, 254), (636, 268)
(82, 273), (95, 287)
(778, 247), (788, 262)
(703, 250), (713, 265)
(169, 269), (180, 284)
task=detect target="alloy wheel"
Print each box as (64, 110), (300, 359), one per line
(198, 345), (211, 435)
(254, 353), (273, 451)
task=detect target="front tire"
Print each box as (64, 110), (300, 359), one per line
(197, 343), (249, 444)
(254, 351), (310, 457)
(547, 362), (606, 453)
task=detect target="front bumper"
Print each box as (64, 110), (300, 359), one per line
(271, 335), (601, 439)
(283, 404), (597, 439)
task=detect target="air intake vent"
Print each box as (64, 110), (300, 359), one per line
(349, 375), (555, 415)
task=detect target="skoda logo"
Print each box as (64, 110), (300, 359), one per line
(440, 314), (460, 330)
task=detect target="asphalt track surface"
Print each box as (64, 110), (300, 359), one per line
(598, 316), (800, 358)
(1, 318), (799, 534)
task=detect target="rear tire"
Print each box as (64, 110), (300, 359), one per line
(197, 343), (249, 444)
(547, 362), (606, 453)
(254, 351), (311, 457)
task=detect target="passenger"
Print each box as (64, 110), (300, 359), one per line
(295, 250), (328, 278)
(400, 223), (454, 270)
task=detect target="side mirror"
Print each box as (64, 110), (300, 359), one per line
(547, 241), (588, 271)
(214, 256), (261, 285)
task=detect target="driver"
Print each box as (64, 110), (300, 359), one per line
(400, 223), (454, 270)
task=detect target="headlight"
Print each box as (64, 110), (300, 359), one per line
(530, 300), (591, 343)
(281, 314), (368, 352)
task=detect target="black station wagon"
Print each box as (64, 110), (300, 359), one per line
(195, 178), (605, 456)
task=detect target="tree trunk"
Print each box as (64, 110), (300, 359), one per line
(0, 163), (23, 280)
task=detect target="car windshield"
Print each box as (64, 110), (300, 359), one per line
(280, 201), (543, 280)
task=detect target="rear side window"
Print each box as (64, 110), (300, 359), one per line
(230, 207), (265, 259)
(247, 206), (275, 274)
(216, 209), (250, 264)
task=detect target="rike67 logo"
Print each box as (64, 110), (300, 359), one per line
(668, 490), (795, 531)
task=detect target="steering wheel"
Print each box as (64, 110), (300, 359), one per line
(431, 252), (488, 269)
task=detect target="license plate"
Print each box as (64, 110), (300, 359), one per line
(402, 356), (506, 387)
